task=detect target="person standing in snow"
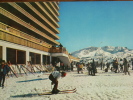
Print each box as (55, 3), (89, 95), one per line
(87, 62), (92, 75)
(113, 59), (119, 73)
(123, 58), (130, 75)
(132, 60), (133, 70)
(70, 61), (74, 71)
(119, 59), (123, 73)
(91, 59), (96, 76)
(49, 71), (66, 94)
(60, 62), (64, 71)
(0, 60), (11, 87)
(105, 62), (110, 72)
(76, 62), (80, 73)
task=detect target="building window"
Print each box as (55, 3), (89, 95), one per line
(6, 48), (26, 64)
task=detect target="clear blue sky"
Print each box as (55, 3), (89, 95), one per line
(58, 1), (133, 53)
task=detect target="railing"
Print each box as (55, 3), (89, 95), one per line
(50, 47), (79, 62)
(69, 55), (80, 61)
(50, 47), (69, 55)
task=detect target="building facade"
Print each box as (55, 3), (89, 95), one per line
(0, 2), (79, 67)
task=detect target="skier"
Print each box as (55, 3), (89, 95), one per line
(70, 61), (74, 71)
(123, 58), (130, 75)
(113, 59), (118, 73)
(0, 60), (11, 88)
(87, 62), (92, 75)
(91, 59), (96, 76)
(105, 62), (110, 72)
(49, 71), (66, 94)
(119, 59), (123, 73)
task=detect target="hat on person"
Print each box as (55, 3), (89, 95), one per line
(0, 59), (5, 63)
(61, 72), (66, 77)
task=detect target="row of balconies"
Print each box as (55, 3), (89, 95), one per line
(43, 2), (59, 22)
(8, 2), (59, 39)
(49, 2), (59, 16)
(0, 22), (52, 48)
(0, 30), (50, 52)
(34, 2), (59, 28)
(23, 2), (60, 33)
(0, 7), (59, 45)
(52, 2), (60, 11)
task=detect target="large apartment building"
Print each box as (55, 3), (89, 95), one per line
(0, 2), (79, 67)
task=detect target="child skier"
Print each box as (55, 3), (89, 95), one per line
(49, 71), (66, 94)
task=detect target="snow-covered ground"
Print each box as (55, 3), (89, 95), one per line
(0, 68), (133, 100)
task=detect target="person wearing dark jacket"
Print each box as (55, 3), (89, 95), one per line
(0, 60), (11, 87)
(49, 71), (66, 94)
(91, 59), (96, 76)
(113, 59), (118, 73)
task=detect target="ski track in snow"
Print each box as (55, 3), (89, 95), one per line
(0, 68), (133, 100)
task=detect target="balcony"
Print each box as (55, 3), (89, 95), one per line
(50, 47), (69, 55)
(69, 55), (80, 61)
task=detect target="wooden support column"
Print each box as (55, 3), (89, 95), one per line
(50, 55), (52, 64)
(0, 46), (2, 59)
(34, 53), (36, 64)
(26, 50), (29, 65)
(16, 50), (17, 64)
(41, 54), (43, 65)
(2, 45), (6, 61)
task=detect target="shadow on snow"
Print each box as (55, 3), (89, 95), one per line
(16, 78), (48, 83)
(11, 93), (39, 98)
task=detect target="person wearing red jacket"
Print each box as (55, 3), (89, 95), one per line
(49, 71), (66, 94)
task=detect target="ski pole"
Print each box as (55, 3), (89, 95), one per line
(51, 84), (52, 90)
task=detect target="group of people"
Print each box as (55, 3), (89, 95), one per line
(48, 57), (132, 94)
(86, 59), (97, 76)
(85, 58), (132, 76)
(111, 58), (131, 75)
(54, 61), (74, 72)
(1, 57), (132, 94)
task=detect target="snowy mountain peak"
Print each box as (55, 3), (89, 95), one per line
(71, 46), (133, 62)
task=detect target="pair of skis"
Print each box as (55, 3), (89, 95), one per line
(38, 88), (76, 95)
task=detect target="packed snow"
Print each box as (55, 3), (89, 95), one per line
(0, 67), (133, 100)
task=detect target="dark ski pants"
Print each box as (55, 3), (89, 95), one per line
(0, 72), (5, 86)
(49, 74), (58, 91)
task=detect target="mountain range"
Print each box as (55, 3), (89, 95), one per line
(71, 46), (133, 63)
